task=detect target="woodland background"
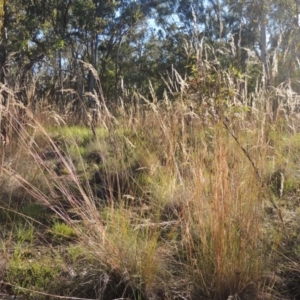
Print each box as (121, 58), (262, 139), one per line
(0, 0), (299, 113)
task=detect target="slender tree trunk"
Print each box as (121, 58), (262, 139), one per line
(259, 0), (270, 90)
(89, 35), (100, 123)
(114, 37), (124, 102)
(57, 49), (63, 109)
(88, 40), (95, 98)
(0, 0), (8, 106)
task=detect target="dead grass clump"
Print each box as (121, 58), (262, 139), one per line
(174, 127), (264, 300)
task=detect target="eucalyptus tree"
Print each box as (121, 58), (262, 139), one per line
(0, 0), (68, 105)
(54, 0), (154, 109)
(266, 0), (300, 90)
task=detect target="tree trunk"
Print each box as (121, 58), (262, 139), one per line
(259, 0), (270, 90)
(0, 0), (8, 106)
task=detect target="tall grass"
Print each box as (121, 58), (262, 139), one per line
(1, 99), (264, 299)
(1, 41), (300, 300)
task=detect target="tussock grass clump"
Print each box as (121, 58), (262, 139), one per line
(183, 130), (263, 299)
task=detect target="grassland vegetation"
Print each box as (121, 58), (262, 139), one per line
(1, 43), (300, 300)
